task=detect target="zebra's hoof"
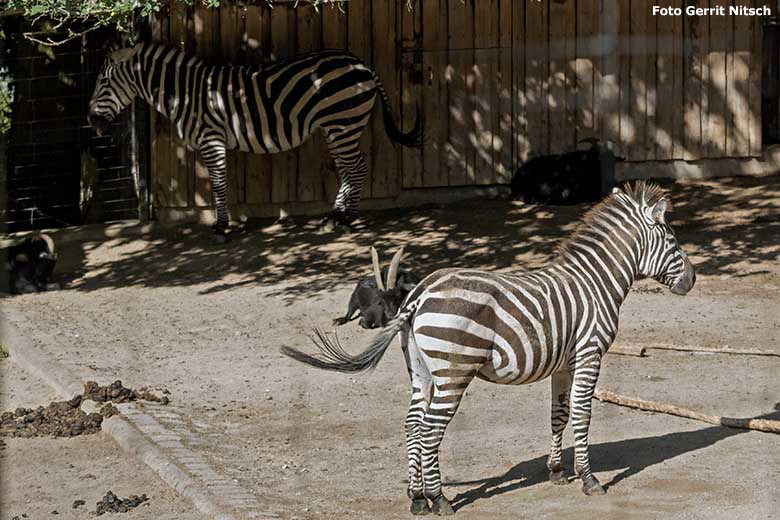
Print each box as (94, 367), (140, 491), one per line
(318, 218), (338, 233)
(213, 232), (230, 244)
(581, 474), (606, 496)
(430, 495), (454, 516)
(549, 469), (569, 485)
(410, 498), (430, 515)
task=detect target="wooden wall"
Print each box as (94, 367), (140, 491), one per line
(150, 0), (770, 221)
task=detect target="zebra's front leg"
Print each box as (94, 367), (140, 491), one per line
(571, 354), (606, 496)
(199, 139), (231, 242)
(548, 369), (573, 485)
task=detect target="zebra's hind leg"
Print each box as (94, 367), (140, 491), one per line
(548, 370), (573, 485)
(419, 376), (474, 516)
(199, 138), (231, 242)
(571, 355), (606, 496)
(401, 329), (433, 515)
(322, 133), (369, 231)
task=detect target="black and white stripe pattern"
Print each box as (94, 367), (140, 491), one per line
(88, 42), (422, 234)
(282, 181), (696, 515)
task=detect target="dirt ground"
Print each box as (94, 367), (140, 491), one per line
(1, 174), (779, 519)
(0, 358), (207, 520)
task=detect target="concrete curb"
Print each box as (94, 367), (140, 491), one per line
(1, 309), (238, 520)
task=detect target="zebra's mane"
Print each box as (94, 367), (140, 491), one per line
(556, 180), (669, 256)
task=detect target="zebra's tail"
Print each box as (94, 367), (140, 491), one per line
(280, 301), (419, 373)
(373, 74), (424, 148)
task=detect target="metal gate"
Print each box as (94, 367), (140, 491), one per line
(1, 20), (147, 233)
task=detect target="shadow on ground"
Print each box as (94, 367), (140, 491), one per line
(4, 173), (780, 302)
(450, 405), (780, 512)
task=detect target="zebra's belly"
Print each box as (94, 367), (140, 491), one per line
(234, 128), (316, 155)
(476, 340), (567, 386)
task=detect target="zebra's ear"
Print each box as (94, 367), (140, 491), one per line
(651, 198), (668, 224)
(111, 45), (139, 64)
(611, 186), (621, 195)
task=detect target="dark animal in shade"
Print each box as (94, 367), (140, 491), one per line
(333, 247), (419, 329)
(511, 138), (618, 205)
(5, 234), (60, 294)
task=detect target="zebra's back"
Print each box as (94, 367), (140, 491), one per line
(219, 49), (378, 153)
(410, 268), (591, 386)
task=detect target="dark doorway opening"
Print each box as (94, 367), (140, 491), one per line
(762, 21), (780, 147)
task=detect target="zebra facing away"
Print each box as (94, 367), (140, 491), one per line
(282, 181), (696, 516)
(87, 41), (423, 240)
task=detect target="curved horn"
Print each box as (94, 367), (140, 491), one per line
(370, 247), (385, 291)
(39, 233), (55, 255)
(386, 246), (405, 290)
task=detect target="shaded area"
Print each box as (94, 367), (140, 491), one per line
(450, 405), (780, 512)
(23, 172), (776, 303)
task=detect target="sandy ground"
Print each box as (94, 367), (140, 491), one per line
(1, 174), (779, 519)
(0, 358), (207, 520)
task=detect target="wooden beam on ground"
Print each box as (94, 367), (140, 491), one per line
(644, 344), (780, 358)
(594, 389), (780, 434)
(607, 345), (647, 357)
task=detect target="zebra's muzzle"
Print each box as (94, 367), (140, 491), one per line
(670, 255), (695, 295)
(87, 114), (111, 137)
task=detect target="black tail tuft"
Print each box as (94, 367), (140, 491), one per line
(281, 303), (418, 374)
(281, 328), (392, 373)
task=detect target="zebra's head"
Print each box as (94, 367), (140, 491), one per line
(87, 43), (141, 136)
(625, 183), (696, 295)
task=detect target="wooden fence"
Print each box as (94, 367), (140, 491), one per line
(149, 0), (773, 222)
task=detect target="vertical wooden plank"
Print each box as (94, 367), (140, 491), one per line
(628, 0), (647, 160)
(749, 0), (766, 156)
(525, 0), (548, 156)
(617, 0), (632, 158)
(473, 0), (498, 184)
(600, 0), (621, 152)
(270, 5), (298, 204)
(244, 3), (272, 205)
(575, 0), (596, 143)
(372, 0), (399, 197)
(347, 0), (373, 197)
(644, 2), (657, 160)
(169, 3), (193, 208)
(321, 3), (348, 201)
(671, 0), (685, 159)
(149, 11), (161, 211)
(420, 0), (449, 188)
(400, 0), (424, 188)
(512, 0), (527, 166)
(683, 0), (704, 159)
(295, 3), (324, 203)
(496, 0), (513, 183)
(655, 0), (674, 160)
(152, 10), (172, 209)
(706, 0), (728, 157)
(549, 0), (575, 154)
(447, 0), (475, 185)
(730, 4), (751, 157)
(193, 5), (219, 208)
(220, 4), (244, 207)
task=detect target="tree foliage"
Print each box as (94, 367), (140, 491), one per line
(2, 0), (347, 46)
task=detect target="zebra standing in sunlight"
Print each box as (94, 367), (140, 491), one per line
(282, 181), (696, 516)
(87, 41), (422, 240)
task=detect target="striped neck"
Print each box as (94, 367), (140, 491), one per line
(556, 195), (644, 306)
(132, 43), (194, 119)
